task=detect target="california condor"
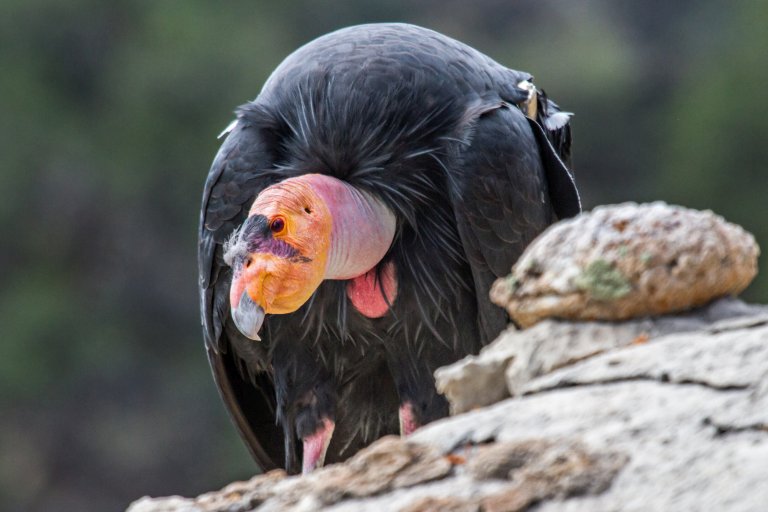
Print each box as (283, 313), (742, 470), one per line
(199, 23), (579, 475)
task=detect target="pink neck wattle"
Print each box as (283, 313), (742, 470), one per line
(302, 174), (396, 280)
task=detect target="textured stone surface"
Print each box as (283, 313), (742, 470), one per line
(129, 304), (768, 512)
(421, 312), (768, 512)
(476, 440), (627, 512)
(491, 202), (760, 327)
(523, 315), (768, 396)
(128, 436), (619, 512)
(437, 298), (766, 414)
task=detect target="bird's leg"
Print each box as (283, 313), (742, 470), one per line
(389, 353), (450, 437)
(399, 401), (419, 437)
(398, 395), (447, 437)
(294, 382), (337, 474)
(302, 417), (335, 474)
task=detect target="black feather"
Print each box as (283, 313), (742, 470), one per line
(198, 23), (580, 474)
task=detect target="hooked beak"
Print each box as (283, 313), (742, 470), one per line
(231, 290), (265, 341)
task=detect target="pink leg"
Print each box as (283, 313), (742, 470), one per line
(302, 417), (335, 474)
(399, 401), (419, 437)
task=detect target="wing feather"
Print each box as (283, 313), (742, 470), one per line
(198, 116), (284, 470)
(448, 102), (579, 340)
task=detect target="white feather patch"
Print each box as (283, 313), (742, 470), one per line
(544, 112), (573, 131)
(218, 119), (239, 139)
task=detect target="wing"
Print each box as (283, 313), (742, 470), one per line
(528, 90), (580, 218)
(449, 101), (580, 342)
(198, 114), (284, 470)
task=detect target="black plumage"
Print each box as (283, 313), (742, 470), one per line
(198, 23), (579, 474)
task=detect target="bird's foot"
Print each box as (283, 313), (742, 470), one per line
(399, 401), (419, 437)
(302, 417), (335, 474)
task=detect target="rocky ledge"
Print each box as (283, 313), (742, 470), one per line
(128, 298), (768, 512)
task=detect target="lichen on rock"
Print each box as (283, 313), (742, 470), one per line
(573, 259), (632, 301)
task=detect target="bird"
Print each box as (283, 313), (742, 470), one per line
(198, 22), (580, 475)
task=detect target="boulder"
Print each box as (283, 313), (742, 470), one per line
(491, 202), (759, 327)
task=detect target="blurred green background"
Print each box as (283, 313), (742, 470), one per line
(1, 1), (766, 510)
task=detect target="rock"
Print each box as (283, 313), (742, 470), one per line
(420, 307), (768, 512)
(129, 303), (768, 512)
(436, 298), (766, 414)
(522, 313), (768, 396)
(128, 470), (288, 512)
(466, 439), (626, 489)
(705, 368), (768, 434)
(399, 496), (479, 512)
(128, 496), (199, 512)
(476, 439), (627, 512)
(127, 436), (624, 512)
(491, 202), (759, 327)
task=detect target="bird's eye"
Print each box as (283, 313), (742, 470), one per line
(270, 216), (286, 234)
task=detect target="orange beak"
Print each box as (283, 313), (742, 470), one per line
(229, 247), (326, 340)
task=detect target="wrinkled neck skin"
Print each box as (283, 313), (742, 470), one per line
(300, 174), (396, 280)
